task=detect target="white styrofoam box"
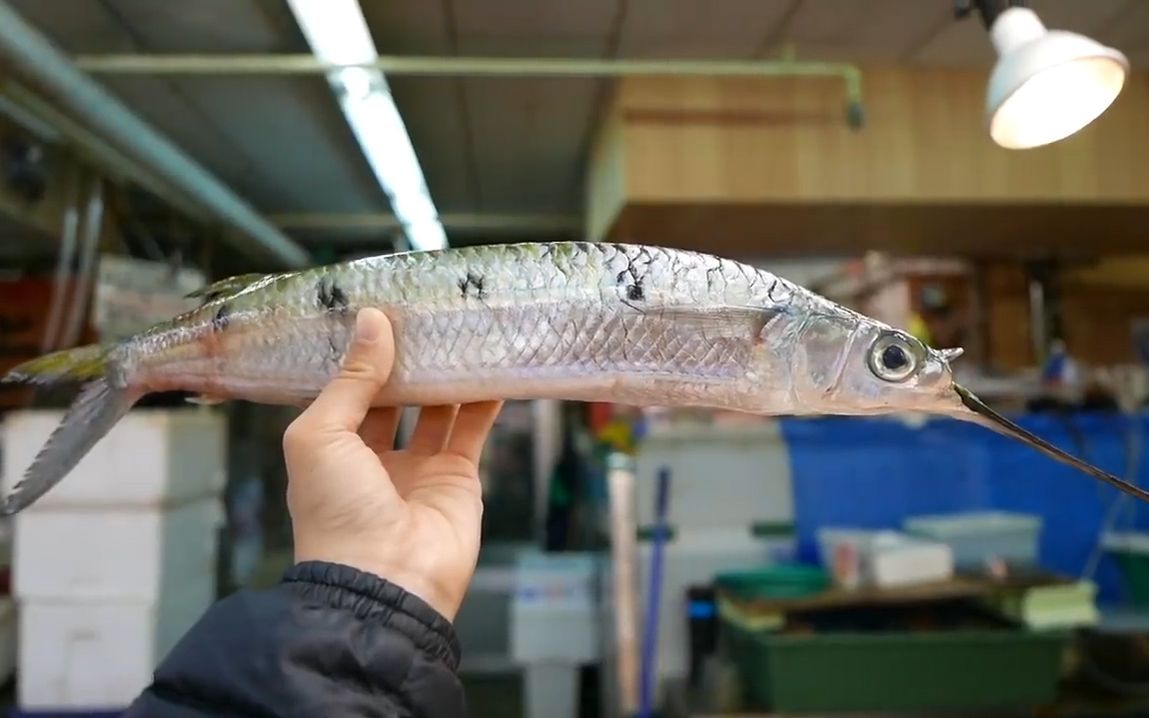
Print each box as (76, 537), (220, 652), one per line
(1102, 531), (1149, 555)
(903, 511), (1042, 568)
(18, 581), (215, 711)
(2, 408), (226, 509)
(817, 528), (954, 589)
(511, 552), (602, 664)
(634, 421), (794, 532)
(14, 497), (223, 601)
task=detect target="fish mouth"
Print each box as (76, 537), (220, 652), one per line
(952, 383), (1149, 503)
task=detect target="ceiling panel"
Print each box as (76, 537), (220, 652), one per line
(912, 13), (995, 67)
(97, 76), (254, 189)
(6, 0), (1144, 244)
(6, 0), (134, 52)
(101, 0), (306, 52)
(787, 0), (952, 62)
(166, 78), (382, 213)
(7, 0), (305, 53)
(368, 0), (620, 215)
(617, 0), (793, 59)
(914, 0), (1136, 67)
(1090, 0), (1149, 61)
(1028, 0), (1131, 37)
(452, 0), (620, 57)
(8, 0), (384, 216)
(363, 0), (453, 54)
(363, 1), (475, 210)
(786, 1), (880, 47)
(388, 78), (479, 211)
(464, 77), (601, 212)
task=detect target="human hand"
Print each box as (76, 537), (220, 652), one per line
(283, 308), (502, 621)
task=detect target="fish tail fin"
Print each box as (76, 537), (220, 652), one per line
(1, 345), (142, 514)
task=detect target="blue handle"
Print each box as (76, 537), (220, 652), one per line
(638, 467), (672, 718)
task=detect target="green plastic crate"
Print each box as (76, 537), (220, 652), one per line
(722, 625), (1068, 713)
(713, 564), (830, 602)
(1102, 532), (1149, 609)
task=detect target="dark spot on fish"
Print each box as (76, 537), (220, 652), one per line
(212, 303), (231, 332)
(316, 277), (349, 314)
(627, 281), (644, 302)
(706, 266), (721, 289)
(458, 272), (486, 299)
(616, 270), (628, 285)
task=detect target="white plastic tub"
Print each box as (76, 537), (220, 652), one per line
(903, 511), (1042, 569)
(817, 528), (954, 589)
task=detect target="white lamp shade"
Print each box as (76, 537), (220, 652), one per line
(986, 7), (1129, 150)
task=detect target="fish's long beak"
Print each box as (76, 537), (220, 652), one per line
(952, 384), (1149, 503)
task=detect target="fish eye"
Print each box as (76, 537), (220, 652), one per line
(868, 333), (919, 383)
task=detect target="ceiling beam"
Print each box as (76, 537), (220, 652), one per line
(0, 82), (207, 223)
(272, 211), (582, 235)
(0, 1), (309, 269)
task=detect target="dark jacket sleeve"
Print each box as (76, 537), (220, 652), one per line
(123, 561), (466, 718)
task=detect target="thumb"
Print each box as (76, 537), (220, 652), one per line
(299, 308), (395, 433)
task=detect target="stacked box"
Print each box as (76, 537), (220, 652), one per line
(2, 409), (226, 713)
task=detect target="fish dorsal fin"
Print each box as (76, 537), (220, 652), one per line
(186, 273), (267, 303)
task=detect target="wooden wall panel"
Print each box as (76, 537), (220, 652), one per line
(981, 265), (1149, 369)
(586, 66), (1149, 258)
(985, 264), (1035, 370)
(1060, 287), (1149, 366)
(613, 67), (1149, 204)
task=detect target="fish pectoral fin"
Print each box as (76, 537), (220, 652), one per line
(186, 394), (228, 406)
(646, 304), (782, 339)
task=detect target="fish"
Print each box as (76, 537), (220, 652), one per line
(2, 241), (1144, 514)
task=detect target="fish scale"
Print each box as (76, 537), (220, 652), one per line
(2, 241), (1148, 515)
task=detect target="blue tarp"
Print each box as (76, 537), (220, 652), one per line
(778, 412), (1149, 603)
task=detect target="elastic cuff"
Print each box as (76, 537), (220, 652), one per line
(283, 560), (462, 669)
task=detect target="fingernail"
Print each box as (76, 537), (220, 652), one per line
(355, 309), (379, 344)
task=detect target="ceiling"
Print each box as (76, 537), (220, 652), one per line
(3, 0), (1147, 255)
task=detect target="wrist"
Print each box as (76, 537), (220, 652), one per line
(293, 548), (460, 621)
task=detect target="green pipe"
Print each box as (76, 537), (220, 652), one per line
(73, 53), (865, 104)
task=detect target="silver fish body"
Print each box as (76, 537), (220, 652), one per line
(4, 241), (1146, 514)
(129, 242), (918, 414)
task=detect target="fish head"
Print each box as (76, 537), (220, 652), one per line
(793, 316), (958, 415)
(793, 313), (1149, 504)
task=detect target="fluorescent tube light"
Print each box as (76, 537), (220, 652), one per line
(285, 0), (447, 251)
(285, 0), (375, 66)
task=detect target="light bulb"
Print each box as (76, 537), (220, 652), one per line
(985, 7), (1128, 149)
